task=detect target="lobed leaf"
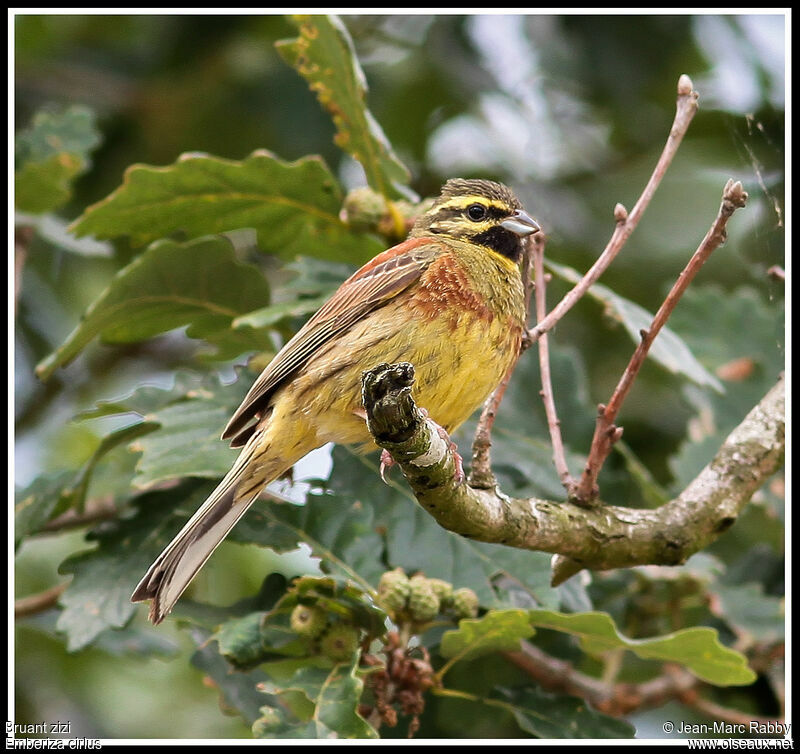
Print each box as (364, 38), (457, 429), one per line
(709, 582), (785, 643)
(666, 285), (785, 491)
(528, 609), (755, 686)
(14, 422), (155, 549)
(495, 686), (635, 739)
(14, 105), (101, 214)
(35, 235), (272, 380)
(69, 149), (383, 263)
(56, 480), (215, 651)
(256, 656), (377, 738)
(14, 471), (74, 549)
(15, 153), (83, 214)
(190, 628), (274, 727)
(276, 15), (413, 201)
(440, 609), (535, 663)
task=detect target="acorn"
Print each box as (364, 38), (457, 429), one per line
(408, 577), (440, 623)
(452, 588), (479, 620)
(378, 568), (411, 613)
(427, 578), (454, 607)
(320, 623), (361, 662)
(290, 604), (328, 638)
(342, 187), (388, 232)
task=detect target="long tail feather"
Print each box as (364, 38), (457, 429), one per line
(131, 442), (283, 624)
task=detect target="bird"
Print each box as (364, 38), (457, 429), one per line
(131, 178), (540, 623)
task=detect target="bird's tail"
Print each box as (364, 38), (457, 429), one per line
(131, 440), (287, 624)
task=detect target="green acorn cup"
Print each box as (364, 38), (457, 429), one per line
(408, 577), (440, 623)
(378, 568), (411, 613)
(452, 588), (479, 620)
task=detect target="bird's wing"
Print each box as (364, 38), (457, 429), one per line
(222, 237), (441, 444)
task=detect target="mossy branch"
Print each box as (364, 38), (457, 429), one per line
(361, 365), (784, 584)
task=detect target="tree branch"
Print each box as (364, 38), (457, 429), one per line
(15, 582), (69, 618)
(573, 179), (749, 504)
(469, 75), (699, 493)
(527, 74), (699, 345)
(361, 364), (783, 583)
(532, 233), (572, 488)
(506, 641), (784, 726)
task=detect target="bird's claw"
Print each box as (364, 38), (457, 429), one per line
(433, 423), (464, 485)
(379, 449), (396, 484)
(379, 411), (463, 486)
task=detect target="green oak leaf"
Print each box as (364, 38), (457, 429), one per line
(276, 15), (413, 201)
(528, 609), (755, 685)
(14, 471), (74, 549)
(69, 149), (383, 263)
(56, 480), (214, 651)
(495, 686), (635, 739)
(35, 235), (273, 380)
(257, 656), (377, 739)
(14, 422), (155, 548)
(15, 153), (83, 214)
(440, 609), (535, 663)
(190, 628), (274, 727)
(15, 105), (101, 214)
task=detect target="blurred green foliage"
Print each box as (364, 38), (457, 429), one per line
(14, 13), (784, 740)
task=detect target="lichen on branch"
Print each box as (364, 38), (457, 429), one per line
(360, 364), (784, 583)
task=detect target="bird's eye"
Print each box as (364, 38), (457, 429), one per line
(467, 203), (487, 221)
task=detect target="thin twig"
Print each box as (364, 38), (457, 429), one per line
(469, 74), (697, 491)
(681, 693), (784, 730)
(527, 74), (699, 345)
(505, 642), (697, 716)
(507, 642), (785, 726)
(532, 233), (572, 488)
(15, 582), (69, 618)
(14, 225), (34, 314)
(468, 368), (514, 489)
(573, 179), (749, 504)
(40, 497), (119, 534)
(767, 265), (785, 282)
(469, 235), (536, 488)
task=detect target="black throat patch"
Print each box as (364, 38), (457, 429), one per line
(470, 226), (523, 263)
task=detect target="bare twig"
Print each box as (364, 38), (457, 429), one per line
(15, 582), (69, 618)
(468, 368), (514, 489)
(527, 74), (699, 345)
(573, 179), (749, 504)
(470, 76), (698, 491)
(507, 642), (785, 727)
(14, 225), (34, 314)
(40, 497), (119, 533)
(682, 693), (784, 730)
(532, 233), (572, 488)
(505, 642), (697, 716)
(767, 265), (785, 282)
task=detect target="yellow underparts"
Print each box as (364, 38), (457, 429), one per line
(255, 295), (521, 469)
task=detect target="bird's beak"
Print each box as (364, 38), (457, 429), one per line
(500, 209), (540, 237)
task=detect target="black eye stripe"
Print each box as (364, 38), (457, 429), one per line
(431, 204), (511, 223)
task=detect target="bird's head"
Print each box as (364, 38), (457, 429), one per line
(410, 178), (540, 263)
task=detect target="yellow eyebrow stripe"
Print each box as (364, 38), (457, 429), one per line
(435, 196), (510, 212)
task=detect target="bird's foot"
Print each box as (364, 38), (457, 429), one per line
(379, 449), (396, 484)
(433, 423), (464, 485)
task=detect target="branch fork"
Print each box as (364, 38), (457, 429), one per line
(358, 76), (778, 584)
